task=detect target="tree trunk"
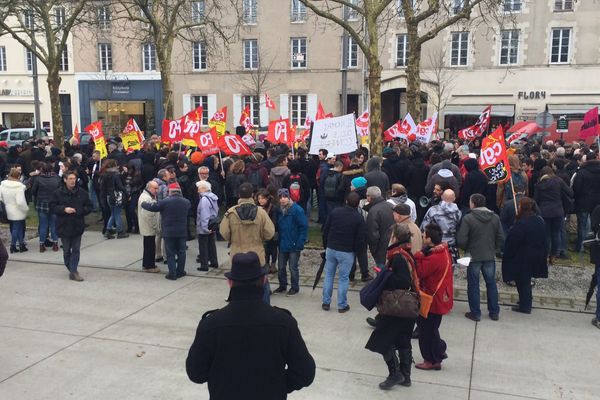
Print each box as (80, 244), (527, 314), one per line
(47, 70), (64, 150)
(368, 64), (383, 157)
(157, 42), (174, 120)
(406, 26), (422, 122)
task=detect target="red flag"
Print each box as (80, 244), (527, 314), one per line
(459, 106), (492, 140)
(356, 111), (370, 137)
(265, 93), (275, 110)
(161, 118), (183, 143)
(239, 105), (253, 129)
(479, 126), (511, 183)
(196, 127), (220, 155)
(580, 106), (599, 139)
(303, 115), (312, 129)
(210, 106), (227, 124)
(316, 101), (326, 120)
(414, 113), (438, 144)
(383, 121), (403, 142)
(85, 121), (104, 140)
(267, 118), (292, 144)
(123, 118), (144, 144)
(182, 107), (203, 144)
(218, 134), (252, 156)
(71, 124), (80, 143)
(383, 114), (416, 142)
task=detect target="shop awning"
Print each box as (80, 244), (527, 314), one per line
(506, 120), (593, 144)
(547, 104), (597, 115)
(442, 104), (515, 117)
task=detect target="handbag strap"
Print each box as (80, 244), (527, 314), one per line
(431, 248), (450, 297)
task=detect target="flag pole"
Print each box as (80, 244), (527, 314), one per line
(510, 177), (518, 213)
(218, 151), (225, 176)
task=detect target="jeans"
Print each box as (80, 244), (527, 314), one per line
(558, 217), (567, 255)
(142, 235), (156, 268)
(263, 279), (271, 305)
(576, 212), (590, 252)
(596, 261), (600, 320)
(61, 235), (82, 273)
(164, 236), (187, 277)
(9, 220), (25, 247)
(106, 200), (124, 233)
(278, 251), (300, 291)
(467, 260), (500, 317)
(544, 216), (562, 257)
(322, 248), (354, 309)
(38, 211), (58, 244)
(197, 233), (218, 267)
(515, 275), (532, 312)
(89, 181), (99, 212)
(417, 314), (447, 364)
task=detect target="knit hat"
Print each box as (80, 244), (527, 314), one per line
(351, 176), (367, 189)
(278, 188), (290, 198)
(168, 182), (180, 191)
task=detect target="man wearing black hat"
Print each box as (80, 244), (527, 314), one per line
(186, 252), (316, 399)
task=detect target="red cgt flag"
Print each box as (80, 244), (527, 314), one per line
(580, 106), (599, 139)
(479, 126), (511, 183)
(265, 93), (276, 110)
(239, 105), (253, 129)
(85, 121), (104, 140)
(218, 134), (252, 156)
(267, 118), (292, 144)
(459, 106), (492, 140)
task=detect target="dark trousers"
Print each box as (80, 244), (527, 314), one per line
(61, 235), (82, 273)
(142, 235), (156, 268)
(197, 233), (218, 267)
(265, 239), (278, 265)
(515, 276), (533, 312)
(417, 313), (447, 364)
(350, 246), (369, 279)
(164, 236), (187, 276)
(99, 195), (111, 232)
(125, 193), (140, 232)
(544, 216), (562, 257)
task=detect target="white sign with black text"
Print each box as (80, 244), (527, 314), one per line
(309, 113), (359, 155)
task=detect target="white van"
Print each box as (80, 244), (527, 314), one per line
(0, 128), (48, 147)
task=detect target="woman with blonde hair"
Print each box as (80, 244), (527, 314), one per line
(0, 167), (30, 252)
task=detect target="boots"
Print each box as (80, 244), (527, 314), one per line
(40, 244), (46, 253)
(116, 232), (129, 239)
(9, 245), (17, 253)
(52, 242), (59, 251)
(398, 349), (413, 387)
(269, 262), (277, 274)
(379, 352), (404, 390)
(104, 229), (115, 239)
(19, 244), (28, 252)
(69, 272), (84, 282)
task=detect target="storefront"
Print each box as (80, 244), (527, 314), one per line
(78, 80), (163, 137)
(442, 104), (515, 138)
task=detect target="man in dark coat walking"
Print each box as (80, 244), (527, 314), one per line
(186, 252), (315, 399)
(50, 171), (93, 281)
(364, 186), (395, 268)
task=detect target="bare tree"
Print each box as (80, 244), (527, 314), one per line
(0, 0), (93, 148)
(423, 46), (455, 138)
(236, 47), (276, 127)
(112, 0), (241, 120)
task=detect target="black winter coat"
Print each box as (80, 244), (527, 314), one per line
(31, 174), (61, 205)
(322, 205), (367, 253)
(502, 215), (548, 282)
(50, 185), (93, 237)
(534, 175), (573, 218)
(186, 286), (315, 400)
(364, 197), (395, 265)
(407, 157), (429, 200)
(590, 205), (600, 265)
(572, 160), (600, 213)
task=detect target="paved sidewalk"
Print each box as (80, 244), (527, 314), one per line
(1, 234), (599, 399)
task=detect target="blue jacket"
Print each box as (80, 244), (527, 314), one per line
(277, 202), (308, 252)
(197, 192), (219, 234)
(142, 193), (190, 238)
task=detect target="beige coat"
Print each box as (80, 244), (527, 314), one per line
(220, 198), (275, 264)
(137, 189), (160, 236)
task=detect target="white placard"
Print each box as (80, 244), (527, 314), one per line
(308, 113), (359, 155)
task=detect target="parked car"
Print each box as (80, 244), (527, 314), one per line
(0, 128), (48, 147)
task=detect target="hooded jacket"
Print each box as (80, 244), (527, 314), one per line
(364, 157), (390, 196)
(197, 191), (219, 234)
(277, 202), (308, 252)
(364, 196), (395, 265)
(387, 195), (417, 222)
(220, 198), (275, 264)
(414, 243), (454, 315)
(460, 158), (488, 210)
(534, 174), (573, 218)
(572, 159), (600, 213)
(0, 180), (29, 220)
(427, 159), (462, 186)
(268, 166), (291, 190)
(421, 201), (462, 246)
(425, 167), (460, 198)
(32, 173), (62, 206)
(457, 207), (504, 261)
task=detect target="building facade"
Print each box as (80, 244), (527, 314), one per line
(63, 0), (600, 138)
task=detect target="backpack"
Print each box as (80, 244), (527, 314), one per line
(248, 169), (262, 190)
(288, 174), (302, 203)
(324, 172), (340, 200)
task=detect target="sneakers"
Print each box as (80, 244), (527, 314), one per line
(176, 271), (187, 278)
(321, 303), (330, 311)
(197, 266), (209, 272)
(52, 242), (59, 252)
(338, 305), (350, 313)
(155, 257), (164, 263)
(19, 244), (28, 252)
(165, 274), (177, 280)
(366, 317), (377, 327)
(361, 274), (374, 282)
(273, 286), (287, 294)
(512, 306), (531, 314)
(286, 288), (299, 297)
(464, 312), (481, 322)
(69, 272), (84, 282)
(592, 318), (600, 329)
(489, 313), (499, 321)
(116, 232), (129, 239)
(104, 231), (115, 239)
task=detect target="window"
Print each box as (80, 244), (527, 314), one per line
(291, 37), (307, 69)
(54, 7), (65, 27)
(98, 43), (112, 71)
(452, 0), (464, 15)
(500, 29), (519, 65)
(289, 95), (307, 126)
(550, 28), (571, 64)
(23, 10), (34, 30)
(98, 6), (111, 31)
(0, 46), (6, 72)
(554, 0), (573, 11)
(191, 1), (205, 23)
(397, 0), (415, 18)
(192, 95), (209, 125)
(58, 45), (69, 71)
(343, 36), (358, 68)
(503, 0), (521, 12)
(396, 34), (409, 67)
(345, 0), (359, 21)
(242, 95), (260, 126)
(25, 48), (33, 72)
(243, 39), (259, 69)
(143, 43), (156, 71)
(450, 31), (469, 66)
(140, 6), (149, 29)
(291, 0), (306, 22)
(192, 42), (207, 71)
(243, 0), (257, 24)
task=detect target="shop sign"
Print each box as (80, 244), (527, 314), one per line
(0, 89), (34, 96)
(517, 91), (546, 100)
(112, 82), (130, 95)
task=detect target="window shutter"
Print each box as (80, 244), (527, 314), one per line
(279, 93), (289, 120)
(182, 94), (192, 115)
(233, 94), (242, 127)
(259, 95), (269, 127)
(307, 94), (317, 120)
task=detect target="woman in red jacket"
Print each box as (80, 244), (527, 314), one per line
(414, 223), (454, 370)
